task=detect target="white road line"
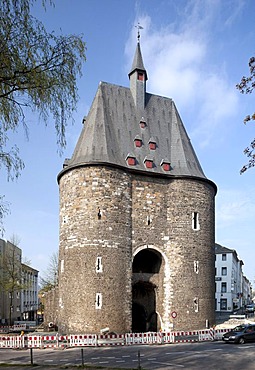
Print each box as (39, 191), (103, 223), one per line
(152, 361), (184, 368)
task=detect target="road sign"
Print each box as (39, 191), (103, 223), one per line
(171, 311), (177, 319)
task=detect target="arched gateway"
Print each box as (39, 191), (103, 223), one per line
(132, 248), (163, 332)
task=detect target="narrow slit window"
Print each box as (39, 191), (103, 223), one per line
(192, 212), (200, 230)
(95, 293), (102, 309)
(194, 297), (199, 312)
(96, 257), (103, 273)
(194, 260), (199, 274)
(60, 259), (64, 273)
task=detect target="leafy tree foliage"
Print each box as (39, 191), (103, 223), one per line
(39, 251), (58, 291)
(0, 0), (86, 231)
(236, 56), (255, 173)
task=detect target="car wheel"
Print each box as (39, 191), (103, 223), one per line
(238, 337), (245, 344)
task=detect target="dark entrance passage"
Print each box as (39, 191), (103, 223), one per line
(132, 249), (162, 332)
(132, 281), (157, 332)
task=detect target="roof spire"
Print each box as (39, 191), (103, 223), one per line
(135, 23), (143, 43)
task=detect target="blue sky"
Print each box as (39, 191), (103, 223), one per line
(2, 0), (255, 284)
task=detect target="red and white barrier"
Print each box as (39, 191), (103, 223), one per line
(0, 328), (233, 349)
(0, 335), (23, 348)
(28, 335), (42, 348)
(98, 333), (125, 346)
(69, 334), (97, 346)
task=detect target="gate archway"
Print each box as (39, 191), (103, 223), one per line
(132, 248), (162, 332)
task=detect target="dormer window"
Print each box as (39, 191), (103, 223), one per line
(126, 153), (136, 166)
(140, 118), (146, 129)
(160, 159), (171, 171)
(138, 72), (144, 81)
(134, 136), (142, 148)
(148, 138), (156, 150)
(144, 156), (153, 169)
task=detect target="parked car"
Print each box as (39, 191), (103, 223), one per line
(245, 304), (255, 313)
(222, 324), (255, 344)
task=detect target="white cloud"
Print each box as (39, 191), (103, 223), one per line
(125, 2), (240, 148)
(216, 188), (255, 228)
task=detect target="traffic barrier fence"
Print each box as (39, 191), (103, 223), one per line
(0, 328), (231, 349)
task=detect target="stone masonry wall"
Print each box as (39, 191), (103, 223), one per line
(131, 175), (215, 331)
(58, 166), (132, 334)
(57, 165), (216, 333)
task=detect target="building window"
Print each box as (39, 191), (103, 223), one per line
(194, 261), (199, 274)
(149, 142), (156, 150)
(126, 153), (136, 166)
(60, 260), (64, 273)
(96, 257), (103, 273)
(220, 298), (227, 310)
(160, 159), (171, 171)
(144, 159), (153, 168)
(192, 212), (200, 230)
(138, 72), (144, 81)
(194, 297), (199, 312)
(134, 139), (142, 147)
(222, 267), (227, 276)
(140, 119), (146, 129)
(221, 282), (227, 293)
(222, 254), (227, 261)
(95, 293), (102, 309)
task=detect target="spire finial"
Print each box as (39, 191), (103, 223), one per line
(135, 23), (143, 43)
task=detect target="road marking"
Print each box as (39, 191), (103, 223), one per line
(152, 361), (184, 368)
(116, 360), (125, 363)
(122, 355), (130, 358)
(99, 361), (109, 364)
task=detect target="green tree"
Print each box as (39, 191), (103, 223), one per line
(0, 0), (86, 232)
(39, 251), (58, 291)
(236, 56), (255, 173)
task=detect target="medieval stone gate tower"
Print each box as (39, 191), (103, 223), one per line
(56, 39), (217, 334)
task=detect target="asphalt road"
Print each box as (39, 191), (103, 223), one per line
(1, 340), (255, 370)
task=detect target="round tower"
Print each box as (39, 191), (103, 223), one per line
(57, 166), (132, 334)
(131, 176), (215, 332)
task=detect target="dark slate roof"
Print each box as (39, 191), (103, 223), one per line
(215, 243), (233, 254)
(61, 81), (208, 180)
(58, 42), (216, 193)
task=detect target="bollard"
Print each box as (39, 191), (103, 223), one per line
(137, 349), (141, 370)
(81, 348), (84, 367)
(30, 348), (33, 366)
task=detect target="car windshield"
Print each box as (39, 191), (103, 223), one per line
(233, 325), (246, 332)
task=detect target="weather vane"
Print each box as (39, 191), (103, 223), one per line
(135, 22), (143, 42)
